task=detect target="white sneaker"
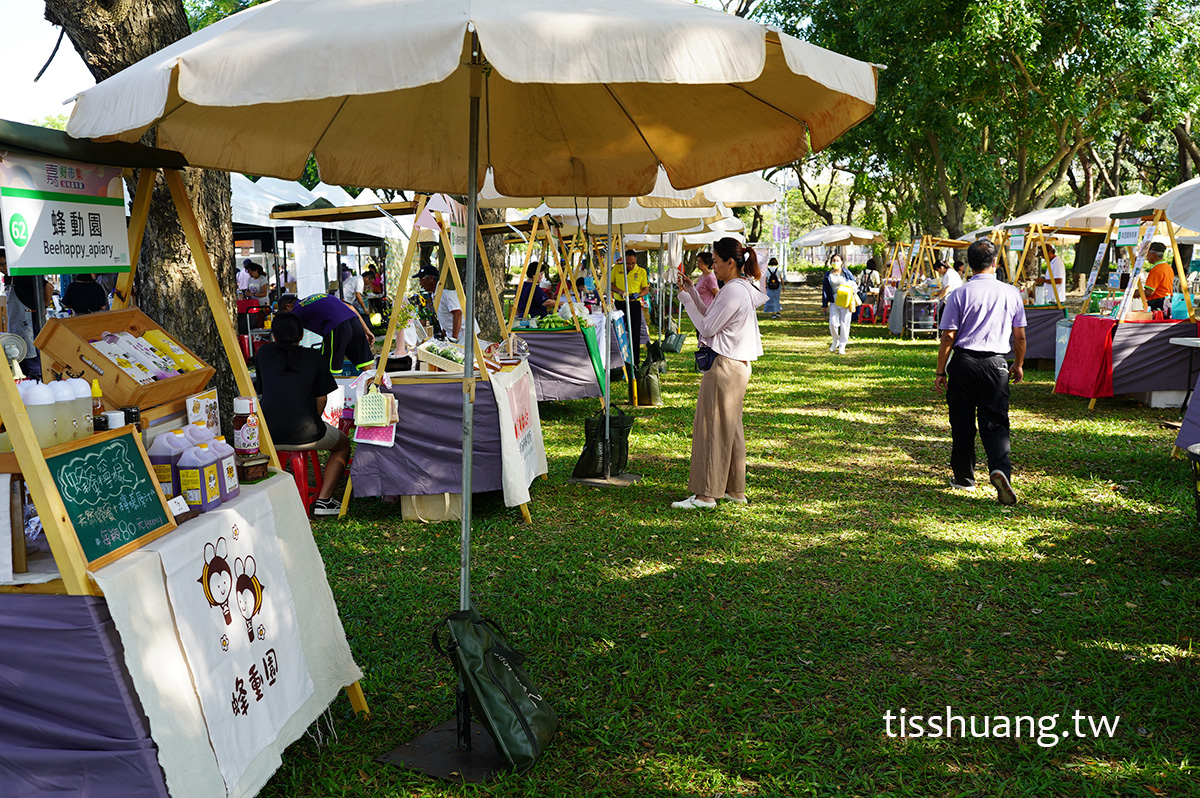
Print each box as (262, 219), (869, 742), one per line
(671, 495), (717, 510)
(829, 342), (838, 352)
(837, 346), (846, 355)
(722, 493), (748, 504)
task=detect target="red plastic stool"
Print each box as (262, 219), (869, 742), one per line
(859, 304), (876, 324)
(279, 449), (322, 514)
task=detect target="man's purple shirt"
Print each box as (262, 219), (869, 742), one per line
(938, 273), (1026, 353)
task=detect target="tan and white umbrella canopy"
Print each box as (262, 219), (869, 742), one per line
(66, 0), (877, 197)
(796, 224), (883, 247)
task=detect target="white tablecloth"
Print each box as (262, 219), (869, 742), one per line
(92, 472), (362, 798)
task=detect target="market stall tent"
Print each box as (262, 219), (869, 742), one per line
(0, 119), (365, 797)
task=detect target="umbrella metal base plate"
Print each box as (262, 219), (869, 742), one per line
(378, 719), (507, 783)
(567, 472), (643, 488)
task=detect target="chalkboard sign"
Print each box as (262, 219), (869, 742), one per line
(43, 425), (176, 569)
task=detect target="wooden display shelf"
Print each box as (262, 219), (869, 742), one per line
(35, 308), (214, 411)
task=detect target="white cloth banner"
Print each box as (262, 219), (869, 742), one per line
(0, 475), (10, 582)
(155, 489), (314, 795)
(293, 225), (326, 299)
(91, 475), (361, 798)
(489, 360), (548, 506)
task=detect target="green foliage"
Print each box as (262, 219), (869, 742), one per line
(34, 114), (69, 131)
(184, 0), (266, 31)
(757, 0), (1200, 236)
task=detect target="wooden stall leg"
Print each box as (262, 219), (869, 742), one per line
(112, 167), (156, 310)
(345, 681), (370, 719)
(1088, 398), (1098, 411)
(164, 170), (280, 469)
(519, 503), (532, 524)
(338, 477), (353, 520)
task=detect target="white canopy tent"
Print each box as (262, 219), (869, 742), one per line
(796, 224), (883, 247)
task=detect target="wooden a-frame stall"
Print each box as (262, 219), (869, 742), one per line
(0, 121), (368, 798)
(273, 194), (547, 524)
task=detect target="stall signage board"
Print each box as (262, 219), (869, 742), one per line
(1116, 220), (1142, 248)
(1082, 237), (1111, 298)
(0, 153), (131, 275)
(1009, 232), (1026, 253)
(43, 425), (176, 570)
(1114, 227), (1157, 321)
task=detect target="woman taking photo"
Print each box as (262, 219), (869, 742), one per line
(694, 251), (719, 308)
(672, 237), (766, 510)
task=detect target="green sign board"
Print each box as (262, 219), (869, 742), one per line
(43, 425), (176, 569)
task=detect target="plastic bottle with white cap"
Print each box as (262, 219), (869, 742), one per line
(66, 378), (94, 437)
(49, 380), (79, 442)
(24, 382), (59, 448)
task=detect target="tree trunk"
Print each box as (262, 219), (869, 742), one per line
(45, 0), (239, 435)
(477, 208), (508, 340)
(1175, 121), (1200, 183)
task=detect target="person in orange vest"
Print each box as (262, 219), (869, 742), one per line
(1143, 242), (1174, 315)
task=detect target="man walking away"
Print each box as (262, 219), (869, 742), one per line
(934, 239), (1026, 506)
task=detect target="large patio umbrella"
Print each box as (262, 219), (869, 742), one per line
(796, 224), (883, 248)
(65, 0), (876, 766)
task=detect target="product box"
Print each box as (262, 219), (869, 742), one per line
(36, 308), (214, 410)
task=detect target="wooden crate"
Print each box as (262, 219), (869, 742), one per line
(35, 308), (214, 411)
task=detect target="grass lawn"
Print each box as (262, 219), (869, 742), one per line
(264, 287), (1200, 797)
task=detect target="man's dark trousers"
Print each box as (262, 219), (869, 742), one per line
(946, 347), (1012, 485)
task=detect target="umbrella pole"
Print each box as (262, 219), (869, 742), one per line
(456, 59), (483, 752)
(604, 201), (615, 477)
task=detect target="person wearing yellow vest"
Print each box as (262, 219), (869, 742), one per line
(612, 249), (650, 362)
(1143, 242), (1174, 314)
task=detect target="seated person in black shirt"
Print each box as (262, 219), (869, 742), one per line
(62, 273), (110, 315)
(255, 313), (352, 516)
(515, 262), (556, 318)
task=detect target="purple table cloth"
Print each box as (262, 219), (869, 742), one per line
(1112, 320), (1199, 394)
(351, 379), (504, 497)
(515, 330), (603, 402)
(0, 594), (168, 798)
(1008, 306), (1065, 361)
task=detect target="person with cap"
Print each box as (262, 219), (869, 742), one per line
(279, 292), (376, 374)
(612, 249), (649, 362)
(1143, 241), (1174, 314)
(1035, 244), (1066, 303)
(935, 239), (1026, 506)
(416, 263), (479, 343)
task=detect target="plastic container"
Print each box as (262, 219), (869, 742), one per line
(178, 443), (222, 512)
(50, 380), (78, 442)
(184, 420), (215, 446)
(208, 436), (240, 502)
(232, 396), (260, 455)
(90, 379), (105, 429)
(147, 429), (189, 498)
(66, 378), (93, 437)
(24, 382), (59, 449)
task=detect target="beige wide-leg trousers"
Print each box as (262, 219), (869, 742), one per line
(688, 354), (752, 498)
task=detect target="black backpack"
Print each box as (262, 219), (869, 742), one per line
(766, 269), (781, 290)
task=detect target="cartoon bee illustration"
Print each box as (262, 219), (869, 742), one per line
(198, 537), (233, 624)
(234, 555), (265, 643)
